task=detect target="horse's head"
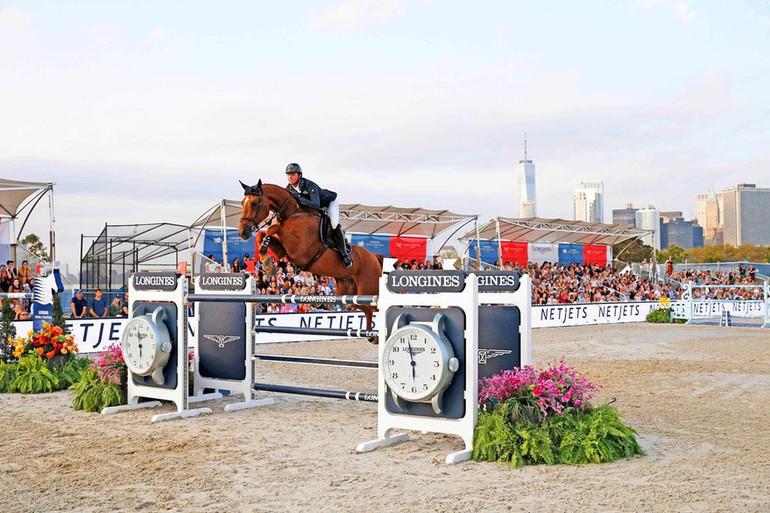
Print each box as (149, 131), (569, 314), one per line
(239, 179), (269, 240)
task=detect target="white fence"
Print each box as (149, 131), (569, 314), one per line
(670, 281), (770, 328)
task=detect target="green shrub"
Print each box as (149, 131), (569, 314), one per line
(0, 361), (19, 392)
(10, 355), (60, 394)
(473, 404), (644, 467)
(646, 308), (672, 323)
(70, 367), (124, 412)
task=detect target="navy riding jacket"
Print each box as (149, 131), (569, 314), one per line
(286, 177), (337, 210)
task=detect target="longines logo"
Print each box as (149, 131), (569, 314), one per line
(477, 348), (512, 364)
(476, 272), (520, 292)
(532, 246), (552, 254)
(386, 271), (466, 293)
(199, 273), (247, 290)
(133, 273), (178, 291)
(203, 334), (241, 348)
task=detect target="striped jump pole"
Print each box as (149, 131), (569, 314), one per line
(252, 326), (378, 339)
(253, 383), (378, 403)
(253, 354), (378, 369)
(186, 293), (378, 307)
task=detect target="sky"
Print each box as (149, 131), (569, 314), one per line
(1, 0), (769, 273)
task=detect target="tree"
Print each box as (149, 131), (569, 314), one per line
(52, 295), (70, 335)
(612, 239), (653, 264)
(657, 244), (686, 263)
(20, 233), (50, 263)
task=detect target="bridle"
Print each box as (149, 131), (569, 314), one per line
(239, 189), (312, 233)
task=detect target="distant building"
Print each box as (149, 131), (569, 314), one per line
(696, 188), (723, 244)
(721, 183), (770, 246)
(612, 203), (637, 227)
(574, 181), (604, 223)
(515, 135), (537, 218)
(660, 216), (704, 249)
(635, 205), (660, 250)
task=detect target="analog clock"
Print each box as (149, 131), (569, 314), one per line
(383, 313), (459, 414)
(121, 306), (173, 385)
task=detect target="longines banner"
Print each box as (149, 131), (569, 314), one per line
(14, 301), (668, 353)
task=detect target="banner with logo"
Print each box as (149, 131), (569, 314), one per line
(469, 240), (500, 265)
(500, 241), (528, 266)
(202, 229), (256, 267)
(528, 242), (558, 265)
(351, 234), (391, 257)
(389, 236), (428, 263)
(583, 244), (608, 266)
(558, 244), (583, 266)
(533, 301), (660, 328)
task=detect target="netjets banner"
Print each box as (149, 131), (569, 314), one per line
(532, 302), (660, 328)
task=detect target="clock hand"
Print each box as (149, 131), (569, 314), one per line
(406, 339), (416, 380)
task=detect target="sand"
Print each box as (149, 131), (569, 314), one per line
(1, 323), (769, 512)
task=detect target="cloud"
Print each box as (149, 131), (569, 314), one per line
(145, 28), (169, 43)
(0, 6), (31, 30)
(638, 0), (697, 23)
(87, 25), (120, 49)
(307, 0), (405, 30)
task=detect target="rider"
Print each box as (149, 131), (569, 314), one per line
(285, 163), (353, 267)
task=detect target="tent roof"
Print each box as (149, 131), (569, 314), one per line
(461, 217), (651, 246)
(0, 179), (53, 218)
(189, 200), (478, 239)
(339, 204), (477, 238)
(83, 223), (189, 264)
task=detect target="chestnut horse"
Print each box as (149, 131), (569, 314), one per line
(238, 180), (383, 333)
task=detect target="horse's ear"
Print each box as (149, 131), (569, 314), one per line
(257, 179), (262, 190)
(240, 180), (250, 192)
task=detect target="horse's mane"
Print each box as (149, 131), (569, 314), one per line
(259, 182), (313, 215)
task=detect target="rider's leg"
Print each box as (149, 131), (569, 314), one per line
(327, 199), (340, 228)
(327, 200), (352, 267)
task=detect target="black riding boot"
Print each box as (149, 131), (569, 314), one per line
(334, 225), (353, 267)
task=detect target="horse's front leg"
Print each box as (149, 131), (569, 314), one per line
(256, 228), (287, 276)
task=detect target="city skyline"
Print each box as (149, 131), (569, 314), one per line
(3, 1), (769, 271)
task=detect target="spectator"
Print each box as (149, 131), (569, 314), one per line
(6, 260), (17, 281)
(89, 289), (108, 318)
(122, 291), (129, 316)
(71, 290), (88, 318)
(18, 260), (32, 286)
(13, 300), (30, 320)
(232, 258), (243, 273)
(0, 265), (10, 293)
(107, 296), (123, 317)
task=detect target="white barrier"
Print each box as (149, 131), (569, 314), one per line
(671, 281), (770, 328)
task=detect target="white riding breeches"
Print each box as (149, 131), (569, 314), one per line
(326, 199), (340, 228)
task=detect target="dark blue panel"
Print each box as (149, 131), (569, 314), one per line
(558, 243), (583, 265)
(351, 234), (391, 257)
(203, 229), (255, 263)
(470, 240), (500, 264)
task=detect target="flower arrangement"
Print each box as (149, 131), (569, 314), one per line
(478, 360), (599, 422)
(11, 323), (79, 360)
(71, 343), (127, 412)
(473, 360), (643, 467)
(91, 343), (126, 385)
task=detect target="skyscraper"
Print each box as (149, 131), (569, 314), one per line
(612, 203), (637, 226)
(635, 205), (660, 250)
(721, 183), (770, 245)
(515, 135), (537, 218)
(574, 181), (604, 223)
(696, 188), (723, 244)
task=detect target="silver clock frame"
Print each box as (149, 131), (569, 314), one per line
(383, 313), (459, 414)
(121, 306), (173, 385)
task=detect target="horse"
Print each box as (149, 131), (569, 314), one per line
(238, 180), (383, 337)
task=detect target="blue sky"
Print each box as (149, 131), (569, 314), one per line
(2, 0), (769, 271)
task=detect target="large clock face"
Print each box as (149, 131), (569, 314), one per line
(122, 318), (157, 374)
(383, 326), (447, 402)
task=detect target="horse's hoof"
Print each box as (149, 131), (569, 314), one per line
(262, 256), (277, 276)
(367, 336), (379, 345)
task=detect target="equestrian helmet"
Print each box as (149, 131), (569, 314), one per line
(285, 163), (302, 175)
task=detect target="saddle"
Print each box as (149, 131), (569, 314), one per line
(293, 211), (352, 271)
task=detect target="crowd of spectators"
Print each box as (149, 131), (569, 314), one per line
(0, 260), (34, 320)
(4, 252), (765, 323)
